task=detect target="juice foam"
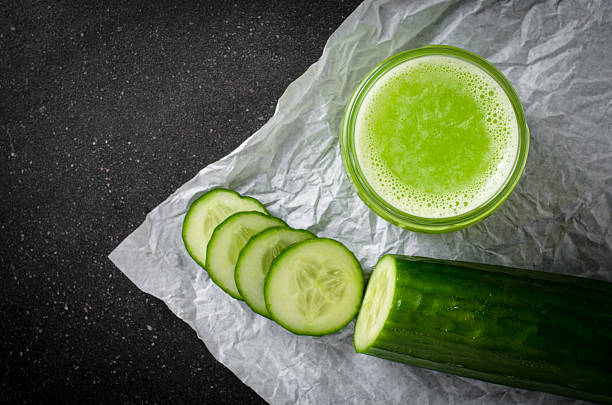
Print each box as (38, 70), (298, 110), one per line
(355, 55), (519, 218)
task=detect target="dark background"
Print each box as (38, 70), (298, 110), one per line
(1, 1), (362, 403)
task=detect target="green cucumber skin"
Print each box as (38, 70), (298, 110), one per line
(181, 188), (269, 268)
(359, 255), (612, 404)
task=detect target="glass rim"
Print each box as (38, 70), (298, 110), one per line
(339, 45), (529, 233)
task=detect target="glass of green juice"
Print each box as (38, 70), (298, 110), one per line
(340, 45), (529, 233)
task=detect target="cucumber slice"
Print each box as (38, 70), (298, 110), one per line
(235, 227), (316, 317)
(206, 212), (286, 299)
(182, 188), (268, 268)
(264, 238), (364, 336)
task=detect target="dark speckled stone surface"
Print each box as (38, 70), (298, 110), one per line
(0, 0), (362, 403)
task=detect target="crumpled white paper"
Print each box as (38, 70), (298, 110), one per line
(109, 0), (612, 403)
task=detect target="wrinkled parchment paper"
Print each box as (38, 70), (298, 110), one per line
(110, 0), (612, 403)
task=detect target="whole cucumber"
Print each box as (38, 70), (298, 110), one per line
(354, 255), (612, 404)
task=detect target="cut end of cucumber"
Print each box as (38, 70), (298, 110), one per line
(354, 255), (396, 353)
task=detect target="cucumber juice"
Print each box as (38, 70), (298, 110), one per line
(354, 55), (519, 218)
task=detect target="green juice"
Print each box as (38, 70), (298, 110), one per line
(355, 55), (519, 218)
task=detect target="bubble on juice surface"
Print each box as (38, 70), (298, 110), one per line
(354, 54), (520, 218)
